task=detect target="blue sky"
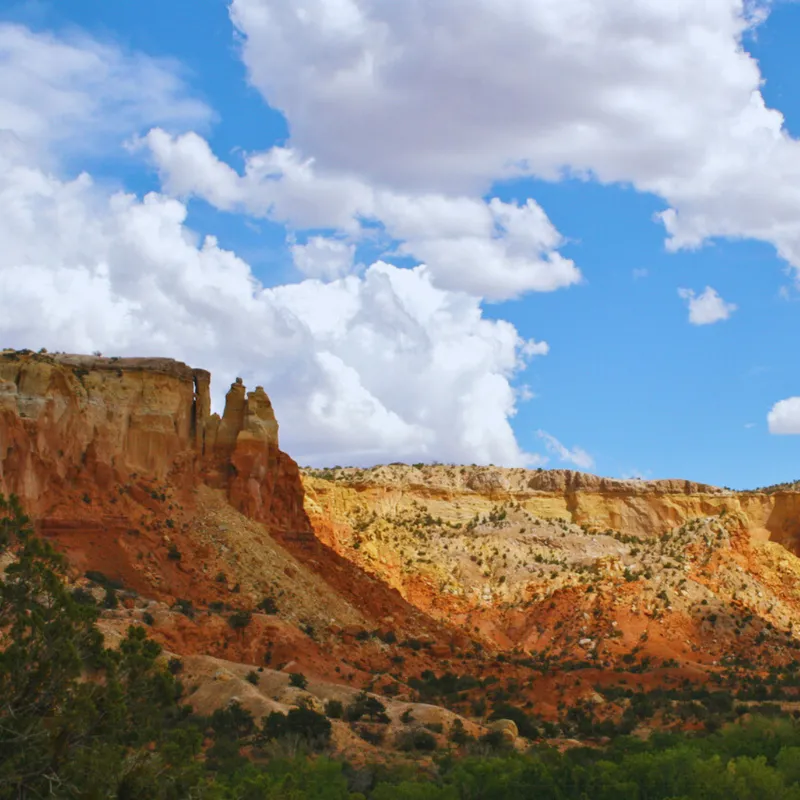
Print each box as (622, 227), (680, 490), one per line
(1, 0), (799, 487)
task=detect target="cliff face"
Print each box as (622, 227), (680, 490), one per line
(302, 465), (800, 661)
(0, 350), (306, 532)
(303, 464), (800, 554)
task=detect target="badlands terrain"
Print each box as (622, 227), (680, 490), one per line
(3, 347), (800, 756)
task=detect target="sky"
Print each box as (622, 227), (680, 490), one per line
(0, 0), (799, 488)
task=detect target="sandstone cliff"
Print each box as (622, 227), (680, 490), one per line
(303, 464), (800, 553)
(0, 349), (305, 531)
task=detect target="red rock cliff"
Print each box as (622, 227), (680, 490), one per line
(0, 349), (307, 533)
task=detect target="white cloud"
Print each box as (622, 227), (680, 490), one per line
(0, 23), (210, 163)
(0, 26), (549, 468)
(227, 0), (800, 281)
(536, 430), (595, 470)
(290, 236), (356, 280)
(142, 128), (581, 300)
(678, 286), (737, 325)
(768, 398), (800, 434)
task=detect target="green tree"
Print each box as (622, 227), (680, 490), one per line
(0, 493), (204, 799)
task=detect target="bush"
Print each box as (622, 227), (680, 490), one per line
(489, 702), (540, 739)
(84, 570), (123, 590)
(397, 728), (438, 752)
(71, 587), (96, 606)
(289, 672), (308, 690)
(167, 657), (184, 675)
(356, 725), (385, 746)
(228, 610), (252, 630)
(167, 544), (181, 561)
(103, 587), (119, 609)
(258, 595), (279, 614)
(261, 708), (332, 749)
(345, 692), (390, 723)
(246, 671), (260, 685)
(173, 598), (194, 618)
(449, 718), (473, 745)
(210, 701), (256, 739)
(325, 699), (344, 719)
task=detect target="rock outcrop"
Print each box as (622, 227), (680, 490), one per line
(0, 349), (305, 531)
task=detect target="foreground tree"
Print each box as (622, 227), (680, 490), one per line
(0, 494), (203, 799)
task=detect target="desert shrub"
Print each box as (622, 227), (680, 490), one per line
(345, 692), (390, 723)
(261, 708), (332, 749)
(289, 672), (308, 690)
(258, 595), (279, 614)
(228, 610), (252, 630)
(167, 657), (184, 675)
(71, 587), (96, 606)
(397, 728), (438, 752)
(103, 587), (119, 609)
(325, 699), (344, 718)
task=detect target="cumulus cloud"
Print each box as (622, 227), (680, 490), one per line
(768, 398), (800, 434)
(678, 286), (738, 325)
(227, 0), (800, 282)
(0, 151), (545, 465)
(0, 26), (549, 468)
(536, 431), (594, 470)
(142, 129), (581, 300)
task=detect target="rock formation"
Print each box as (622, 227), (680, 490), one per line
(0, 349), (306, 531)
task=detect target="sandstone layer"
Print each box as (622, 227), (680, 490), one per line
(303, 464), (800, 553)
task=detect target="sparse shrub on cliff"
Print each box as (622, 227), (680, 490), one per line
(449, 719), (473, 746)
(102, 587), (119, 609)
(168, 657), (184, 675)
(345, 692), (389, 723)
(397, 728), (438, 752)
(173, 598), (195, 618)
(258, 595), (279, 614)
(289, 672), (308, 690)
(210, 701), (257, 740)
(71, 587), (96, 606)
(84, 570), (124, 590)
(167, 543), (181, 561)
(325, 699), (344, 718)
(356, 725), (386, 745)
(246, 670), (259, 685)
(228, 610), (252, 630)
(261, 708), (332, 750)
